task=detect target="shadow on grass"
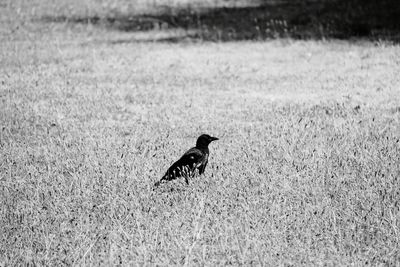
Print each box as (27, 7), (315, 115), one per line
(40, 0), (400, 43)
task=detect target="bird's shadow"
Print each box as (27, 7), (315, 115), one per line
(151, 179), (191, 194)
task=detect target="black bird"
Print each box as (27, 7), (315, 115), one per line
(154, 134), (219, 187)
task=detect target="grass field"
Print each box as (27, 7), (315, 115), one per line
(1, 1), (400, 266)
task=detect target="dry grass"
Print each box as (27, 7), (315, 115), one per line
(1, 1), (400, 266)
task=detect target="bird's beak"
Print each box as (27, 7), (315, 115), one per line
(211, 137), (219, 141)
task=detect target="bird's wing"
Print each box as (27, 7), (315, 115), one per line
(176, 147), (204, 169)
(166, 147), (204, 177)
(155, 148), (206, 187)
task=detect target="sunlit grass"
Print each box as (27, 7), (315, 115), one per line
(1, 2), (400, 265)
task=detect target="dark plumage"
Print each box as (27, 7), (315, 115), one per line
(154, 134), (219, 187)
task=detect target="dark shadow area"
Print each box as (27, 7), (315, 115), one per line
(40, 0), (400, 42)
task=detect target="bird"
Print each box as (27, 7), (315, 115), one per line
(154, 134), (219, 187)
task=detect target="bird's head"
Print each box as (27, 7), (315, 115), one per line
(196, 134), (219, 148)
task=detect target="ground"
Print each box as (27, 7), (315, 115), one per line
(1, 1), (400, 266)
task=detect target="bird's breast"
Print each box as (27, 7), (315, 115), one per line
(200, 154), (208, 167)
